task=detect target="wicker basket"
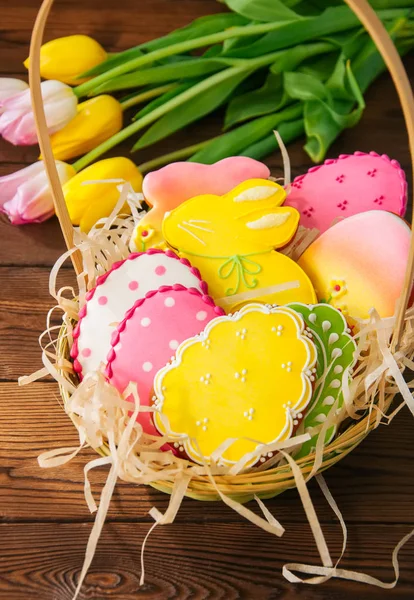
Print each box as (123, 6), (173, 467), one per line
(28, 0), (414, 590)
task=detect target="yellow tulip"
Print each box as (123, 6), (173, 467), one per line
(47, 95), (123, 161)
(24, 35), (107, 85)
(63, 157), (143, 233)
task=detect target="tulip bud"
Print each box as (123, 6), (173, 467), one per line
(0, 78), (29, 103)
(63, 157), (143, 232)
(48, 96), (123, 161)
(0, 80), (78, 146)
(0, 160), (76, 225)
(24, 35), (107, 86)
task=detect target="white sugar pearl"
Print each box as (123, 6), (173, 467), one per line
(164, 297), (175, 307)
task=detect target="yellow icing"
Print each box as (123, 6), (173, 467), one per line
(130, 220), (167, 252)
(154, 303), (317, 467)
(162, 179), (316, 309)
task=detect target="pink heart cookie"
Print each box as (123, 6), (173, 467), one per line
(71, 249), (207, 378)
(284, 151), (407, 233)
(106, 285), (225, 436)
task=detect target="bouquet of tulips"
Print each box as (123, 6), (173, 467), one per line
(1, 0), (413, 228)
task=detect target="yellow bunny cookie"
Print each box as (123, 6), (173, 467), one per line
(163, 179), (316, 309)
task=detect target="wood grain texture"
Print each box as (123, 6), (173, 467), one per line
(1, 522), (414, 600)
(1, 0), (414, 598)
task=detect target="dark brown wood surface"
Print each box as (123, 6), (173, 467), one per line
(0, 1), (414, 599)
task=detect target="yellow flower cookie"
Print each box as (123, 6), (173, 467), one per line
(153, 303), (317, 467)
(162, 179), (316, 310)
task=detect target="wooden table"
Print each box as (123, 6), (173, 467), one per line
(1, 1), (414, 598)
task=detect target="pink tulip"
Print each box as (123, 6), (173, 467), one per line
(0, 78), (29, 103)
(0, 160), (76, 225)
(0, 80), (78, 145)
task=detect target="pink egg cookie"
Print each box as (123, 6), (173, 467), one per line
(131, 157), (270, 251)
(106, 285), (225, 436)
(298, 211), (412, 320)
(285, 151), (407, 233)
(71, 249), (207, 378)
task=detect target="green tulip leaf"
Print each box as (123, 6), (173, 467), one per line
(131, 67), (254, 152)
(220, 0), (301, 22)
(190, 103), (303, 163)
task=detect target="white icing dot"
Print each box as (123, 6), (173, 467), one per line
(323, 396), (335, 406)
(241, 377), (246, 383)
(196, 310), (208, 321)
(277, 325), (283, 331)
(329, 333), (339, 345)
(334, 365), (343, 374)
(322, 320), (331, 332)
(179, 446), (184, 452)
(242, 369), (247, 375)
(293, 420), (298, 426)
(235, 372), (240, 379)
(271, 327), (277, 332)
(196, 421), (201, 426)
(330, 379), (341, 389)
(315, 414), (327, 423)
(203, 418), (208, 423)
(164, 297), (175, 307)
(202, 425), (207, 431)
(242, 328), (247, 334)
(244, 411), (248, 417)
(260, 457), (266, 463)
(332, 348), (343, 359)
(281, 363), (286, 369)
(142, 362), (153, 372)
(249, 408), (254, 414)
(287, 367), (292, 373)
(309, 313), (317, 323)
(267, 452), (273, 458)
(248, 415), (253, 421)
(174, 442), (179, 448)
(298, 413), (303, 419)
(287, 361), (292, 366)
(169, 339), (179, 350)
(140, 317), (151, 327)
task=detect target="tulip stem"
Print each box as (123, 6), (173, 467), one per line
(72, 7), (407, 97)
(120, 84), (177, 110)
(138, 139), (218, 173)
(72, 50), (287, 171)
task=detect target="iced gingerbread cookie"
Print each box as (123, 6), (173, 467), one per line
(106, 285), (224, 436)
(153, 303), (317, 467)
(130, 157), (270, 251)
(285, 152), (407, 233)
(298, 211), (412, 320)
(71, 249), (206, 377)
(288, 303), (357, 458)
(163, 179), (316, 310)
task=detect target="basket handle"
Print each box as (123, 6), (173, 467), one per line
(29, 0), (414, 347)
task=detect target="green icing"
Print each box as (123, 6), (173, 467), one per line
(287, 303), (357, 459)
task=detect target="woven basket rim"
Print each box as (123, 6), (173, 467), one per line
(57, 320), (395, 502)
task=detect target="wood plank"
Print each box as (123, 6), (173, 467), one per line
(0, 0), (223, 74)
(0, 268), (75, 379)
(0, 522), (413, 600)
(1, 382), (414, 524)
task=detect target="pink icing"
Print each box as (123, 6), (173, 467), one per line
(143, 157), (270, 213)
(285, 151), (407, 233)
(70, 249), (209, 379)
(106, 285), (225, 437)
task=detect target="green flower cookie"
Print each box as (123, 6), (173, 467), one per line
(287, 303), (357, 459)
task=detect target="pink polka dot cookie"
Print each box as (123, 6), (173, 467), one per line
(71, 249), (207, 378)
(285, 151), (407, 233)
(106, 285), (225, 436)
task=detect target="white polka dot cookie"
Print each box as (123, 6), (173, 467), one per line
(106, 285), (224, 436)
(71, 249), (207, 377)
(153, 303), (317, 467)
